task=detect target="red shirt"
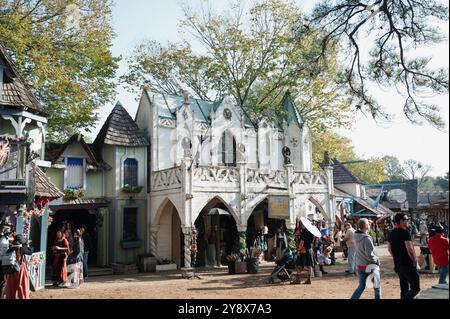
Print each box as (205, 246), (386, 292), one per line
(428, 234), (449, 267)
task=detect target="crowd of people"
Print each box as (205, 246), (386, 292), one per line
(0, 220), (93, 299)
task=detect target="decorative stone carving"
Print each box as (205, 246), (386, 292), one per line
(152, 167), (182, 191)
(223, 108), (232, 120)
(246, 169), (286, 186)
(237, 143), (246, 163)
(282, 146), (291, 165)
(159, 118), (175, 128)
(193, 166), (239, 183)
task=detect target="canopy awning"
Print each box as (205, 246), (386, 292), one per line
(208, 208), (230, 216)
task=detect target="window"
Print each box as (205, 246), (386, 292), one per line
(219, 131), (236, 167)
(66, 157), (84, 189)
(123, 207), (139, 241)
(123, 158), (138, 187)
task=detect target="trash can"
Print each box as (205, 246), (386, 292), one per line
(246, 258), (259, 274)
(137, 254), (157, 273)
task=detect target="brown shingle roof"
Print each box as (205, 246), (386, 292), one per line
(0, 44), (48, 117)
(332, 158), (363, 185)
(31, 162), (63, 198)
(93, 102), (149, 147)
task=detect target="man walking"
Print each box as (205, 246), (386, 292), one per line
(428, 225), (449, 285)
(80, 225), (92, 279)
(419, 220), (429, 246)
(351, 218), (381, 299)
(387, 213), (421, 299)
(344, 223), (356, 275)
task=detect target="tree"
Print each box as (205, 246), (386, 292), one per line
(0, 0), (119, 141)
(382, 155), (405, 180)
(434, 172), (449, 191)
(402, 159), (432, 188)
(312, 131), (387, 184)
(306, 0), (449, 128)
(123, 0), (354, 133)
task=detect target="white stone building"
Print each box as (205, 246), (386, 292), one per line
(135, 90), (334, 268)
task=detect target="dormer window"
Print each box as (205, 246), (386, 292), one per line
(123, 158), (138, 187)
(65, 157), (84, 190)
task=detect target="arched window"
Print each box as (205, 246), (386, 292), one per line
(123, 158), (138, 187)
(219, 131), (236, 167)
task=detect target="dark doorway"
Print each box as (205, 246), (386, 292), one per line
(194, 199), (238, 267)
(47, 209), (98, 266)
(246, 199), (286, 261)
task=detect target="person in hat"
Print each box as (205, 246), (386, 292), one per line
(292, 220), (315, 285)
(428, 225), (449, 285)
(387, 213), (420, 299)
(4, 234), (32, 299)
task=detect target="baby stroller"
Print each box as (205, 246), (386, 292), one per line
(266, 249), (297, 284)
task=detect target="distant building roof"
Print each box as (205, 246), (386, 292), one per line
(0, 44), (48, 117)
(331, 158), (363, 185)
(335, 187), (394, 218)
(93, 102), (149, 148)
(31, 162), (63, 199)
(367, 180), (418, 210)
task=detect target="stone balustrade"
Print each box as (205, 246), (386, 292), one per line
(151, 167), (182, 191)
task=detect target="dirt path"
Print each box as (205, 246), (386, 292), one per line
(31, 245), (442, 299)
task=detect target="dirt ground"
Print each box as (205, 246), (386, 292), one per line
(31, 244), (444, 299)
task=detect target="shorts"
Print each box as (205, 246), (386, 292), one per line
(296, 249), (314, 267)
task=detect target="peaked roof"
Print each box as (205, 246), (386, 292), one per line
(31, 162), (64, 199)
(282, 91), (304, 127)
(94, 102), (149, 147)
(335, 187), (394, 218)
(0, 44), (48, 117)
(45, 134), (112, 170)
(332, 158), (363, 185)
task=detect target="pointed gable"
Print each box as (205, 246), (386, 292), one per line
(0, 44), (48, 117)
(282, 91), (303, 127)
(93, 101), (149, 147)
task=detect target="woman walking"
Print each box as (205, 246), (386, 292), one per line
(51, 230), (71, 287)
(4, 235), (32, 299)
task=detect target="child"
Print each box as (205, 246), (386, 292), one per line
(317, 246), (332, 275)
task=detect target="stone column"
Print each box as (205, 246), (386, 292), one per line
(237, 161), (247, 225)
(181, 226), (195, 278)
(149, 225), (160, 257)
(285, 164), (296, 226)
(324, 165), (335, 227)
(237, 225), (247, 251)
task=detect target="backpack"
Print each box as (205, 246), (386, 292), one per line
(1, 249), (21, 274)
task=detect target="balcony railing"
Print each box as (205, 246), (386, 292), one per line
(0, 138), (27, 187)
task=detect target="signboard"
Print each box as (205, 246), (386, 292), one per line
(387, 189), (407, 203)
(268, 195), (290, 220)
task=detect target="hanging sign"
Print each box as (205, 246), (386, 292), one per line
(268, 195), (290, 220)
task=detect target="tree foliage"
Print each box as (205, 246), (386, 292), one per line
(123, 0), (354, 132)
(382, 155), (405, 180)
(0, 0), (119, 141)
(312, 131), (387, 184)
(307, 0), (449, 128)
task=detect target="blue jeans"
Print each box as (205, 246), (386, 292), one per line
(438, 265), (449, 284)
(394, 265), (421, 299)
(347, 246), (356, 273)
(83, 252), (89, 277)
(351, 269), (381, 299)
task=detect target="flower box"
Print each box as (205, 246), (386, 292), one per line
(121, 185), (143, 194)
(156, 263), (177, 271)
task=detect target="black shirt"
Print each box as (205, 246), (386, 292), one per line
(82, 233), (93, 252)
(300, 230), (314, 250)
(388, 228), (414, 267)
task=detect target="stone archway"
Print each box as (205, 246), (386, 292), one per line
(153, 198), (183, 268)
(194, 196), (239, 267)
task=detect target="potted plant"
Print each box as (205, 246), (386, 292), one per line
(121, 184), (143, 194)
(226, 254), (237, 274)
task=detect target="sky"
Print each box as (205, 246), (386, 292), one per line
(87, 0), (449, 177)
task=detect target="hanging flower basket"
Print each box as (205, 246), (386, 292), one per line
(63, 189), (85, 201)
(121, 185), (143, 194)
